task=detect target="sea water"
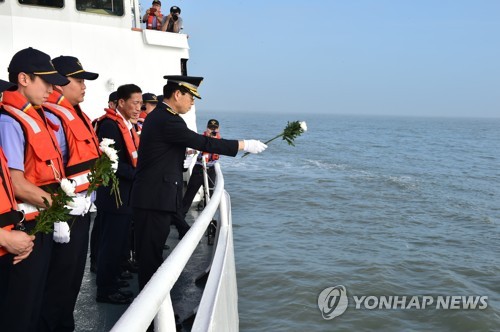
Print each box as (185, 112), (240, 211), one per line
(197, 112), (499, 332)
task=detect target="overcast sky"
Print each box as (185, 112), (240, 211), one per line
(141, 0), (500, 117)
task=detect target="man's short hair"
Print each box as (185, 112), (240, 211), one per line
(117, 84), (142, 101)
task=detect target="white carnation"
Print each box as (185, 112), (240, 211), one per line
(60, 178), (77, 197)
(111, 161), (118, 172)
(299, 121), (308, 132)
(100, 138), (115, 149)
(102, 146), (119, 163)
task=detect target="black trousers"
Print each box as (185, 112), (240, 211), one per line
(133, 208), (174, 290)
(96, 211), (131, 296)
(182, 164), (216, 216)
(40, 213), (91, 332)
(0, 221), (53, 332)
(89, 210), (101, 267)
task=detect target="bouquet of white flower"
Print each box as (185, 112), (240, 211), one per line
(28, 178), (76, 235)
(87, 138), (122, 207)
(20, 140), (122, 236)
(242, 120), (307, 158)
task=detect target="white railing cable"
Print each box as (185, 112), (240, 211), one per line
(111, 163), (226, 332)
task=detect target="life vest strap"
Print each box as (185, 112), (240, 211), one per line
(65, 158), (97, 177)
(0, 210), (24, 228)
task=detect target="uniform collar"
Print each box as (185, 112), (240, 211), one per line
(162, 102), (178, 115)
(116, 108), (133, 130)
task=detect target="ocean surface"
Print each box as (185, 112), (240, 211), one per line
(198, 112), (499, 332)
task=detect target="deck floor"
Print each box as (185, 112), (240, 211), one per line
(74, 209), (214, 331)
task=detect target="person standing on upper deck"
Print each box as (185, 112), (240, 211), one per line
(161, 6), (183, 33)
(130, 75), (267, 294)
(40, 55), (100, 332)
(142, 0), (163, 30)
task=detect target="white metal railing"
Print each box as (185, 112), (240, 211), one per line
(111, 163), (238, 331)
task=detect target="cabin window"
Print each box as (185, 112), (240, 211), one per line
(76, 0), (124, 16)
(18, 0), (63, 8)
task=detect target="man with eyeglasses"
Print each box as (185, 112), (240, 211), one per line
(130, 75), (266, 328)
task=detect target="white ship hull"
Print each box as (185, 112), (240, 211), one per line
(0, 1), (238, 330)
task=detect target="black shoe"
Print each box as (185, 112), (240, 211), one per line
(96, 292), (132, 304)
(117, 279), (129, 288)
(118, 288), (134, 298)
(120, 270), (133, 280)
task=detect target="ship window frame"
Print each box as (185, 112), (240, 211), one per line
(17, 0), (64, 9)
(75, 0), (124, 17)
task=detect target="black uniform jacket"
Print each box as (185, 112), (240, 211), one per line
(95, 118), (136, 214)
(130, 102), (238, 212)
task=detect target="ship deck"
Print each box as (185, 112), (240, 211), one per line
(74, 208), (213, 332)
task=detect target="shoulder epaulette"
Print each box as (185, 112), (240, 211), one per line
(166, 106), (178, 116)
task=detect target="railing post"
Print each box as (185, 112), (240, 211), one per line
(155, 294), (176, 332)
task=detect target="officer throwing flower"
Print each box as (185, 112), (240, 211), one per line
(130, 75), (266, 306)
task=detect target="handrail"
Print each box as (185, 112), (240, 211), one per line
(111, 163), (227, 332)
(192, 190), (239, 331)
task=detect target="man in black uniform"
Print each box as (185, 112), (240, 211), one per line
(94, 84), (142, 304)
(131, 75), (266, 292)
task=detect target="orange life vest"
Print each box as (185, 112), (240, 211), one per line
(0, 91), (65, 221)
(147, 13), (162, 30)
(0, 147), (23, 257)
(44, 91), (100, 193)
(94, 108), (140, 167)
(198, 131), (220, 165)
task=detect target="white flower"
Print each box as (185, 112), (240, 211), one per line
(299, 121), (308, 132)
(101, 146), (119, 163)
(100, 138), (115, 149)
(111, 161), (118, 172)
(60, 178), (77, 197)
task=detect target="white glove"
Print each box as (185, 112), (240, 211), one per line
(66, 195), (88, 216)
(243, 140), (268, 154)
(183, 155), (194, 169)
(83, 194), (92, 214)
(53, 222), (70, 243)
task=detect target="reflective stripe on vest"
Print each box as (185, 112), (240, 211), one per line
(44, 102), (75, 121)
(17, 202), (42, 221)
(69, 170), (91, 192)
(2, 105), (41, 133)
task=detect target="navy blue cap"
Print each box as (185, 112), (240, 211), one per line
(142, 92), (158, 104)
(163, 75), (203, 99)
(108, 91), (118, 102)
(207, 119), (219, 129)
(52, 56), (99, 80)
(8, 47), (70, 86)
(0, 79), (16, 93)
(170, 6), (180, 13)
